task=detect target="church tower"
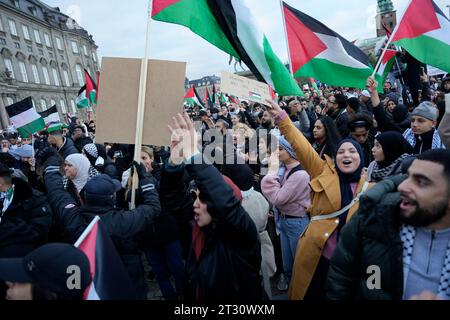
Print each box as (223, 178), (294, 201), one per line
(376, 0), (397, 37)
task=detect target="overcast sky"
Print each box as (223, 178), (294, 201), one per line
(44, 0), (449, 80)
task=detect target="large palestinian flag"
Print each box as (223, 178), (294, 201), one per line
(5, 97), (45, 137)
(184, 85), (204, 108)
(390, 0), (450, 73)
(75, 217), (137, 300)
(152, 0), (303, 96)
(84, 69), (98, 106)
(39, 105), (62, 133)
(282, 2), (378, 90)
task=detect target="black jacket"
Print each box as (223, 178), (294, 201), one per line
(58, 137), (79, 159)
(160, 159), (263, 302)
(326, 175), (406, 300)
(0, 178), (52, 258)
(43, 158), (161, 254)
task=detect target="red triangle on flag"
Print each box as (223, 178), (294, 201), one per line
(392, 0), (441, 42)
(152, 0), (182, 16)
(283, 5), (327, 73)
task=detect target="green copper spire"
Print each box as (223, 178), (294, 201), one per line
(377, 0), (394, 14)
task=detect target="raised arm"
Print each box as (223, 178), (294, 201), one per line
(266, 100), (325, 179)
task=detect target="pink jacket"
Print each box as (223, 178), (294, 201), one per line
(261, 161), (311, 218)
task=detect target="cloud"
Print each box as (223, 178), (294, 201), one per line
(44, 0), (449, 79)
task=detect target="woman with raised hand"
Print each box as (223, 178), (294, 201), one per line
(265, 99), (373, 300)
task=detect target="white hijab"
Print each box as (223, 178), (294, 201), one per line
(65, 154), (91, 193)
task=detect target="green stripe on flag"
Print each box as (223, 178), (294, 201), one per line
(153, 0), (238, 58)
(394, 35), (450, 73)
(17, 117), (45, 137)
(294, 58), (382, 90)
(262, 36), (304, 97)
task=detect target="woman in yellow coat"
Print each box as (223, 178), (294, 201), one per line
(266, 100), (373, 300)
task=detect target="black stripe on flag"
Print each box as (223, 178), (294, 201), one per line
(207, 0), (265, 82)
(433, 1), (449, 21)
(5, 97), (33, 118)
(39, 105), (58, 119)
(283, 2), (370, 67)
(194, 86), (205, 108)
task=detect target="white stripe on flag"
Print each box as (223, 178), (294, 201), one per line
(424, 14), (450, 44)
(44, 113), (60, 126)
(10, 107), (41, 128)
(231, 0), (274, 87)
(315, 33), (370, 70)
(86, 283), (100, 300)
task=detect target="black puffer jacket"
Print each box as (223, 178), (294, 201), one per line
(160, 158), (263, 302)
(0, 178), (52, 258)
(58, 137), (79, 159)
(43, 158), (161, 253)
(326, 175), (406, 300)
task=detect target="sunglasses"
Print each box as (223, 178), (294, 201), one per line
(190, 189), (206, 202)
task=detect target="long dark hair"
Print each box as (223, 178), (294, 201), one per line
(315, 115), (341, 158)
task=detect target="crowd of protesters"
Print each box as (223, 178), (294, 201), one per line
(0, 73), (449, 301)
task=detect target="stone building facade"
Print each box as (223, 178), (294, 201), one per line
(0, 0), (99, 130)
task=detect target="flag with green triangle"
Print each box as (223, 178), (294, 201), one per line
(5, 97), (45, 137)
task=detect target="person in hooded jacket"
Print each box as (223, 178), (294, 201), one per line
(367, 131), (413, 182)
(38, 147), (161, 299)
(160, 113), (263, 302)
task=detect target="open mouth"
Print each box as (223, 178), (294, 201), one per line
(400, 196), (416, 211)
(342, 160), (352, 165)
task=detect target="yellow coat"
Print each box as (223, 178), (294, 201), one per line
(278, 115), (373, 300)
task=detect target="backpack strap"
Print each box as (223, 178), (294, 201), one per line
(285, 165), (303, 182)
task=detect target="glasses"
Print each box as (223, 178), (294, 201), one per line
(190, 189), (206, 202)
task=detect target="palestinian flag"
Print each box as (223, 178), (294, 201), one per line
(211, 84), (216, 104)
(377, 49), (397, 81)
(390, 0), (450, 73)
(184, 85), (204, 108)
(39, 105), (61, 133)
(76, 85), (89, 110)
(205, 88), (214, 108)
(5, 97), (45, 137)
(152, 0), (303, 96)
(75, 217), (137, 300)
(283, 2), (379, 90)
(84, 69), (98, 106)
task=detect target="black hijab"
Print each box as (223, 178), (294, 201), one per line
(376, 132), (413, 168)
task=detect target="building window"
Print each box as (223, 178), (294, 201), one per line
(14, 42), (20, 49)
(30, 7), (37, 17)
(38, 48), (43, 55)
(13, 1), (20, 9)
(0, 38), (6, 45)
(75, 64), (84, 86)
(86, 66), (92, 78)
(70, 100), (76, 114)
(63, 69), (70, 87)
(71, 41), (79, 54)
(56, 37), (62, 50)
(27, 45), (32, 52)
(49, 52), (53, 58)
(0, 17), (4, 32)
(4, 58), (15, 78)
(31, 98), (35, 108)
(19, 61), (28, 82)
(8, 19), (17, 36)
(92, 52), (97, 62)
(50, 99), (56, 107)
(60, 99), (67, 114)
(34, 29), (41, 44)
(42, 66), (50, 85)
(83, 45), (88, 56)
(31, 64), (40, 84)
(22, 25), (30, 40)
(52, 68), (60, 86)
(44, 34), (51, 47)
(6, 97), (14, 106)
(40, 98), (47, 111)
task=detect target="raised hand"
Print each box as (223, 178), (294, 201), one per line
(265, 99), (283, 119)
(168, 112), (200, 165)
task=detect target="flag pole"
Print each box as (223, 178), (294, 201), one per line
(75, 216), (101, 247)
(372, 34), (395, 78)
(131, 1), (153, 209)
